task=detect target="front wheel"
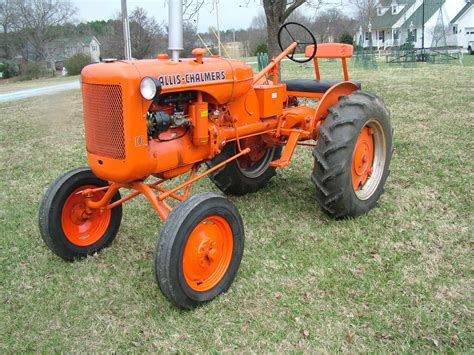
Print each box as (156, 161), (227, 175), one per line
(312, 91), (393, 218)
(38, 167), (122, 260)
(154, 192), (244, 309)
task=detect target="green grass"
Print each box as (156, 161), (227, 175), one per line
(0, 59), (473, 352)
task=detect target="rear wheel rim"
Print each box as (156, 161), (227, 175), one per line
(61, 185), (111, 246)
(352, 120), (386, 200)
(182, 216), (233, 292)
(236, 136), (275, 178)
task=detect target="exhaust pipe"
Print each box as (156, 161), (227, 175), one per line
(168, 0), (184, 62)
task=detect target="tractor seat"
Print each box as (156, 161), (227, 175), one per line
(283, 79), (361, 94)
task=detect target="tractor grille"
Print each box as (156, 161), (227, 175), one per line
(82, 83), (125, 160)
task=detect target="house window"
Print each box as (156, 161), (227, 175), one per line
(92, 45), (97, 51)
(379, 30), (385, 42)
(392, 6), (397, 14)
(452, 25), (458, 34)
(393, 30), (399, 41)
(377, 7), (382, 15)
(365, 32), (370, 40)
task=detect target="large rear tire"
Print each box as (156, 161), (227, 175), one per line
(154, 192), (245, 309)
(312, 91), (393, 218)
(207, 138), (281, 195)
(39, 167), (122, 260)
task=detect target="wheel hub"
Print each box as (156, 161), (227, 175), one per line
(237, 136), (268, 169)
(61, 185), (111, 246)
(352, 127), (374, 190)
(70, 203), (92, 224)
(182, 216), (233, 291)
(198, 239), (218, 267)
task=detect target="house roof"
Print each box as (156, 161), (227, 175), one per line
(401, 0), (445, 28)
(77, 35), (101, 46)
(450, 1), (472, 24)
(54, 55), (67, 62)
(371, 0), (415, 29)
(48, 35), (101, 48)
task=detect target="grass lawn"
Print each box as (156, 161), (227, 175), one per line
(0, 58), (473, 352)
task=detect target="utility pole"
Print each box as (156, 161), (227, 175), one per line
(215, 0), (221, 56)
(420, 0), (425, 60)
(121, 0), (132, 60)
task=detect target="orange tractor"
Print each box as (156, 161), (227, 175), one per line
(39, 17), (392, 309)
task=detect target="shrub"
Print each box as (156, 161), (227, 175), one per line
(64, 53), (91, 76)
(0, 61), (20, 79)
(254, 41), (268, 56)
(401, 38), (415, 51)
(16, 62), (42, 81)
(339, 31), (354, 45)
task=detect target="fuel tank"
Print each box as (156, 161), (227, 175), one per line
(80, 57), (254, 183)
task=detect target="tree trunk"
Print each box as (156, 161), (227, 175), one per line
(262, 0), (306, 59)
(266, 19), (280, 59)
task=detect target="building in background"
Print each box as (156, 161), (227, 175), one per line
(47, 36), (101, 70)
(448, 1), (474, 51)
(364, 0), (468, 50)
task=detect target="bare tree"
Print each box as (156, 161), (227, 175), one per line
(185, 0), (322, 58)
(0, 0), (19, 58)
(13, 0), (77, 60)
(99, 18), (124, 59)
(349, 0), (378, 25)
(262, 0), (324, 58)
(129, 7), (165, 59)
(308, 7), (355, 43)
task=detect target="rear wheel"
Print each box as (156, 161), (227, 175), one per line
(207, 136), (281, 195)
(311, 91), (393, 218)
(39, 167), (122, 260)
(154, 192), (244, 309)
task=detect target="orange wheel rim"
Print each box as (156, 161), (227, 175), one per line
(61, 185), (111, 247)
(352, 127), (375, 191)
(182, 216), (233, 292)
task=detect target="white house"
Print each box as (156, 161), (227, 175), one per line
(46, 36), (101, 70)
(448, 1), (474, 52)
(362, 0), (468, 49)
(65, 36), (101, 62)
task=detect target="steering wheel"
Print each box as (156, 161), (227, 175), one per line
(278, 22), (317, 63)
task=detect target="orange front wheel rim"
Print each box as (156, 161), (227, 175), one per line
(352, 127), (374, 191)
(182, 216), (234, 292)
(61, 185), (111, 247)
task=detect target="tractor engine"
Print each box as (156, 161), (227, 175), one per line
(146, 92), (196, 139)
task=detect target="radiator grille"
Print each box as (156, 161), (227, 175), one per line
(82, 83), (125, 160)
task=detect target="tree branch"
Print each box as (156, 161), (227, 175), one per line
(282, 0), (305, 22)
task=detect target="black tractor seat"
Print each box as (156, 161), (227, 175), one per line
(282, 79), (361, 94)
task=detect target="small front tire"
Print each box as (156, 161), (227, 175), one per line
(154, 192), (245, 309)
(38, 167), (122, 260)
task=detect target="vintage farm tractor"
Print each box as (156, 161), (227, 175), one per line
(39, 3), (392, 309)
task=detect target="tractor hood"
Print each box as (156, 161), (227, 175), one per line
(81, 56), (254, 104)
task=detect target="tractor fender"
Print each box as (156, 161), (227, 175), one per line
(311, 81), (359, 137)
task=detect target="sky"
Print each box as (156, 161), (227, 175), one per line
(71, 0), (348, 33)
